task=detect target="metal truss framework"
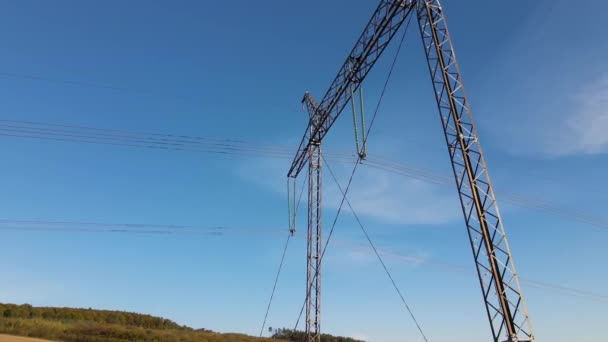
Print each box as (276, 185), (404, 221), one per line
(303, 93), (323, 342)
(289, 1), (534, 341)
(416, 1), (534, 341)
(288, 1), (416, 178)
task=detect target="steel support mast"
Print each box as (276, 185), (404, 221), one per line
(289, 3), (415, 341)
(302, 93), (323, 342)
(416, 1), (534, 341)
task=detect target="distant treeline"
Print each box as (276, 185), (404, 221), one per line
(271, 328), (365, 342)
(0, 303), (182, 330)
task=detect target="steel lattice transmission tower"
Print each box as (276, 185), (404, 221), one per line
(302, 93), (323, 342)
(288, 1), (534, 341)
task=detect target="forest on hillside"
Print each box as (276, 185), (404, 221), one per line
(0, 303), (274, 342)
(0, 303), (363, 342)
(271, 328), (364, 342)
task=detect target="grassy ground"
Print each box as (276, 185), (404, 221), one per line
(0, 334), (53, 342)
(0, 303), (282, 342)
(0, 304), (364, 342)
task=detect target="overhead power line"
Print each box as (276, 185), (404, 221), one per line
(0, 119), (296, 151)
(4, 220), (606, 304)
(2, 120), (607, 231)
(0, 225), (286, 237)
(0, 218), (288, 237)
(0, 218), (284, 231)
(0, 120), (356, 162)
(520, 278), (608, 304)
(400, 256), (608, 305)
(0, 118), (355, 156)
(361, 158), (608, 231)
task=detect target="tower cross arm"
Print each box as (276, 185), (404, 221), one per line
(287, 0), (416, 178)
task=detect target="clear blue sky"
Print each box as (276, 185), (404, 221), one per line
(0, 1), (607, 341)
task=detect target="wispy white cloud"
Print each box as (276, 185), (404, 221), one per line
(486, 74), (608, 158)
(338, 239), (430, 268)
(471, 1), (608, 158)
(556, 75), (608, 155)
(530, 74), (608, 157)
(323, 165), (460, 225)
(237, 157), (461, 226)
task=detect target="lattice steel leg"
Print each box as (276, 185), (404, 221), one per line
(416, 1), (534, 341)
(303, 93), (323, 342)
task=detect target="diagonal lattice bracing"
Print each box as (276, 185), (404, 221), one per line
(289, 1), (416, 178)
(416, 1), (534, 341)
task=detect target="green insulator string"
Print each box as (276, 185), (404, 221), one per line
(287, 178), (293, 235)
(350, 83), (367, 160)
(350, 84), (362, 156)
(291, 178), (296, 235)
(358, 85), (367, 159)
